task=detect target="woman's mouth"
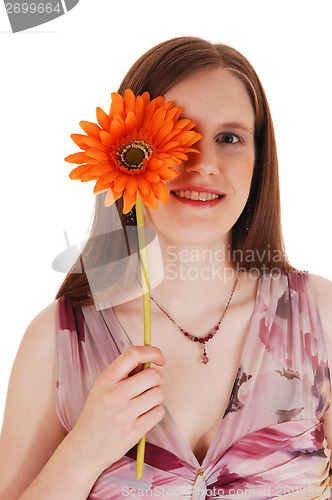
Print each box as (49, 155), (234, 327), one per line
(170, 190), (225, 207)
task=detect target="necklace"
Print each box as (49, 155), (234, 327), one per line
(147, 269), (240, 365)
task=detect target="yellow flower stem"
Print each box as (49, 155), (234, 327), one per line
(135, 193), (151, 479)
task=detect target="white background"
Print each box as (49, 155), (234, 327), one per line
(0, 0), (331, 426)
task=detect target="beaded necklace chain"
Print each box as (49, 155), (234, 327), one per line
(140, 269), (240, 364)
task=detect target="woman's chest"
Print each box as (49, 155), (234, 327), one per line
(156, 334), (244, 463)
(112, 304), (253, 464)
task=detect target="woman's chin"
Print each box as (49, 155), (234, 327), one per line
(154, 227), (231, 249)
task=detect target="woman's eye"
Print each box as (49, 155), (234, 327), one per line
(217, 133), (240, 144)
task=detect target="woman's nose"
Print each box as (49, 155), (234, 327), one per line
(184, 140), (219, 176)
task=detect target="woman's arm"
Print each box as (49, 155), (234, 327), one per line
(0, 301), (101, 500)
(308, 273), (332, 451)
(0, 300), (166, 500)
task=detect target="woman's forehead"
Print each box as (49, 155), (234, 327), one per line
(165, 67), (255, 129)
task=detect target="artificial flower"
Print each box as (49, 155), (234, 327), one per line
(65, 88), (202, 213)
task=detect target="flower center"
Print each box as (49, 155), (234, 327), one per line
(116, 140), (152, 171)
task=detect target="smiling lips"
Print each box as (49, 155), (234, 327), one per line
(171, 188), (225, 205)
(173, 190), (222, 201)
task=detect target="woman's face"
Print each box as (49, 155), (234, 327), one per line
(143, 67), (256, 247)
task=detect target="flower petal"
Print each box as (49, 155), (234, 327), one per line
(65, 152), (89, 164)
(69, 164), (90, 179)
(110, 116), (125, 142)
(142, 97), (161, 128)
(143, 169), (160, 183)
(93, 176), (110, 193)
(137, 175), (151, 194)
(186, 147), (201, 154)
(94, 187), (109, 195)
(150, 107), (166, 136)
(148, 157), (165, 170)
(100, 170), (122, 184)
(181, 120), (199, 132)
(125, 175), (138, 196)
(165, 107), (181, 122)
(175, 130), (203, 147)
(158, 129), (183, 148)
(141, 92), (150, 106)
(99, 130), (114, 149)
(175, 118), (192, 130)
(70, 134), (90, 149)
(88, 162), (115, 176)
(139, 189), (158, 210)
(164, 101), (174, 111)
(151, 181), (170, 203)
(170, 152), (188, 161)
(79, 121), (101, 138)
(105, 188), (123, 207)
(154, 119), (174, 145)
(125, 111), (137, 136)
(84, 136), (106, 149)
(81, 172), (98, 182)
(124, 88), (136, 114)
(123, 191), (137, 214)
(158, 168), (179, 181)
(109, 92), (125, 119)
(114, 174), (129, 193)
(135, 95), (146, 129)
(96, 107), (111, 130)
(154, 96), (165, 109)
(85, 148), (110, 161)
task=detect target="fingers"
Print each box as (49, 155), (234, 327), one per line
(100, 346), (166, 384)
(129, 384), (165, 416)
(135, 403), (166, 437)
(112, 384), (166, 441)
(118, 365), (164, 401)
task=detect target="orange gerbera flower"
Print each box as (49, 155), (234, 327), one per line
(65, 89), (202, 214)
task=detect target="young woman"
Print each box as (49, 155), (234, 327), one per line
(1, 36), (332, 500)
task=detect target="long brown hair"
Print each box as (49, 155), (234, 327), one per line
(56, 36), (293, 307)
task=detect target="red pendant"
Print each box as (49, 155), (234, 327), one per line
(201, 354), (209, 364)
(201, 342), (209, 364)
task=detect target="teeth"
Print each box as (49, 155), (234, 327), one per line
(173, 190), (221, 201)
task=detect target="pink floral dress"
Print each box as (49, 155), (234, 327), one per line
(56, 271), (331, 498)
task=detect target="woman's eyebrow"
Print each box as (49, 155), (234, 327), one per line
(220, 121), (254, 134)
(179, 116), (254, 135)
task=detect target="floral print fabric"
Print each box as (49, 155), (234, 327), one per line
(55, 271), (331, 498)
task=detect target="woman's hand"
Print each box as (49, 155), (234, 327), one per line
(66, 345), (166, 474)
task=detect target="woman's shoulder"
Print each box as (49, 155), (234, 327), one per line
(13, 300), (60, 371)
(24, 300), (59, 343)
(307, 273), (332, 338)
(29, 296), (86, 336)
(4, 298), (61, 417)
(307, 272), (332, 308)
(29, 299), (59, 324)
(0, 299), (66, 498)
